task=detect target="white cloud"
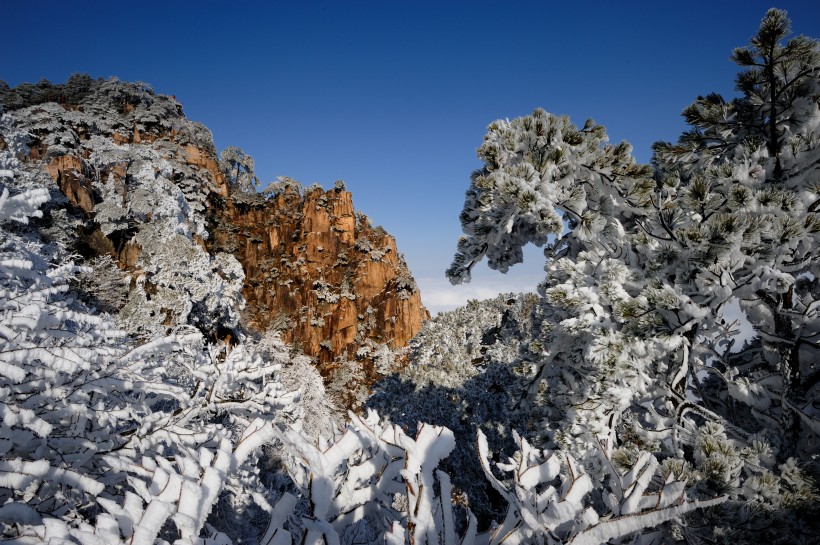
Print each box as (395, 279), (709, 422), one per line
(415, 244), (547, 315)
(418, 273), (544, 316)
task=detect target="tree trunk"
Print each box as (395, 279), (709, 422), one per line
(766, 43), (783, 181)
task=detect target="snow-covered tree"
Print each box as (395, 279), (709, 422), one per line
(3, 79), (248, 341)
(271, 410), (724, 545)
(368, 294), (538, 521)
(652, 8), (820, 450)
(446, 108), (650, 284)
(220, 146), (259, 195)
(0, 164), (295, 543)
(260, 329), (340, 442)
(446, 8), (819, 542)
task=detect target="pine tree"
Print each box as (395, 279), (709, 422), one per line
(220, 146), (260, 195)
(447, 8), (819, 542)
(653, 8), (820, 453)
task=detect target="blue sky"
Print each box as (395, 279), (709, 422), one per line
(3, 1), (819, 314)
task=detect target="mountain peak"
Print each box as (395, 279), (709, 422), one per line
(2, 76), (428, 382)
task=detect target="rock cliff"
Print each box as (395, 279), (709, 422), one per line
(209, 183), (428, 370)
(0, 75), (428, 377)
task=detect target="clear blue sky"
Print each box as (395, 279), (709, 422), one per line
(3, 1), (819, 313)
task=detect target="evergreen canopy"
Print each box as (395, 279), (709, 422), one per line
(448, 8), (820, 540)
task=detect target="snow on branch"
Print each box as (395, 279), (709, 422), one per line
(0, 186), (49, 225)
(270, 411), (724, 545)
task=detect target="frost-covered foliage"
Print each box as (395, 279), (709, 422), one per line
(220, 146), (259, 195)
(2, 77), (247, 339)
(0, 73), (100, 111)
(1, 167), (706, 544)
(369, 294), (537, 519)
(260, 330), (340, 442)
(441, 9), (819, 543)
(446, 109), (649, 283)
(119, 225), (246, 337)
(0, 166), (295, 543)
(326, 355), (370, 412)
(329, 340), (404, 414)
(72, 254), (130, 312)
(271, 410), (723, 545)
(400, 294), (539, 389)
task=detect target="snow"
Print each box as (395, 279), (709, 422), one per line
(2, 15), (820, 541)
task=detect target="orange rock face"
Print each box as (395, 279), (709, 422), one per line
(46, 155), (96, 213)
(183, 145), (229, 197)
(208, 185), (429, 373)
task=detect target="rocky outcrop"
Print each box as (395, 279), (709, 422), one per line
(209, 183), (429, 371)
(1, 76), (428, 374)
(45, 155), (95, 212)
